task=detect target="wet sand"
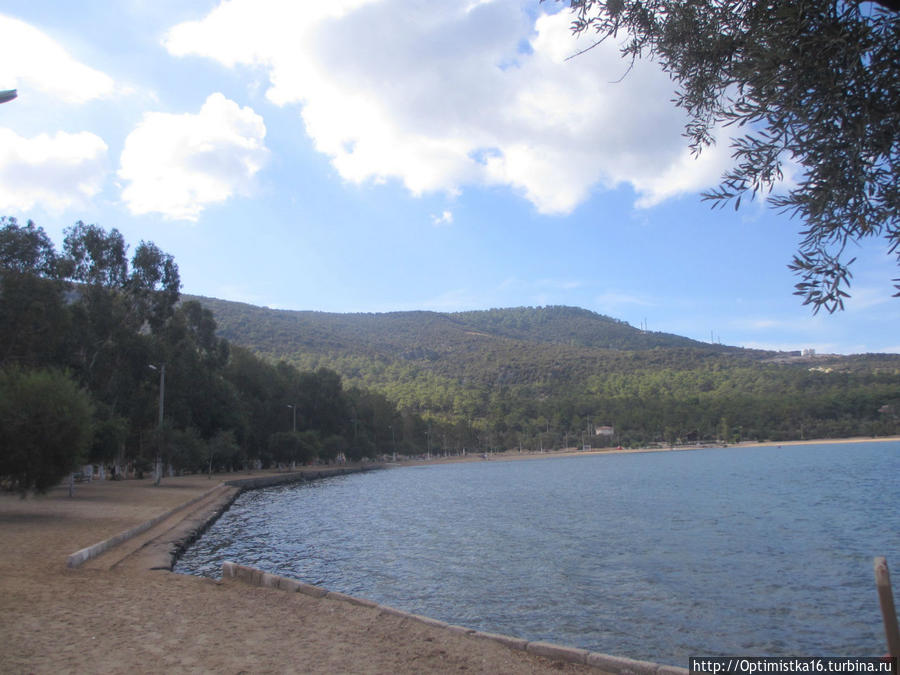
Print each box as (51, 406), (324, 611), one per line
(0, 472), (600, 674)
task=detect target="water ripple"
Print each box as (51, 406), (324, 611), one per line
(176, 442), (900, 665)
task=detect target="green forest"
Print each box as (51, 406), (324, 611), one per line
(3, 216), (900, 494)
(0, 217), (423, 493)
(194, 297), (900, 450)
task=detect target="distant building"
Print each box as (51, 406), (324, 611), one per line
(802, 348), (816, 357)
(595, 425), (615, 436)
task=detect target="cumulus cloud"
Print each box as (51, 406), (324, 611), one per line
(118, 93), (269, 220)
(0, 14), (115, 103)
(164, 0), (727, 214)
(0, 128), (108, 212)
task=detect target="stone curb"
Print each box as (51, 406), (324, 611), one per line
(527, 640), (591, 664)
(224, 465), (384, 491)
(152, 487), (243, 571)
(66, 483), (227, 568)
(471, 629), (528, 651)
(66, 466), (383, 570)
(220, 562), (689, 675)
(324, 590), (379, 609)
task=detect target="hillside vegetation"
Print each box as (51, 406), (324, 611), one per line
(191, 296), (900, 448)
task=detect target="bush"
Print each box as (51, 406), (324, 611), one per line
(0, 367), (93, 494)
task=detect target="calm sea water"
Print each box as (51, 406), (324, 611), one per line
(175, 442), (900, 665)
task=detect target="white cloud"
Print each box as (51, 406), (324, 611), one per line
(0, 128), (108, 212)
(118, 93), (269, 220)
(431, 210), (453, 226)
(0, 14), (115, 103)
(164, 0), (724, 214)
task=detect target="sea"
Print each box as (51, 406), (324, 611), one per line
(174, 441), (900, 666)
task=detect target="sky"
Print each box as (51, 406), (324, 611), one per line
(1, 0), (897, 355)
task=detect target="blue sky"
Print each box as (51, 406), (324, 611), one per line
(1, 0), (897, 354)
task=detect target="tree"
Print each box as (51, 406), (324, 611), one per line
(61, 222), (181, 331)
(62, 222), (129, 288)
(551, 0), (900, 312)
(0, 219), (71, 367)
(0, 217), (59, 277)
(89, 409), (129, 471)
(207, 429), (241, 477)
(0, 368), (94, 495)
(129, 241), (181, 331)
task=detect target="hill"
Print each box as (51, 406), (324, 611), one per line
(190, 296), (900, 448)
(191, 296), (746, 359)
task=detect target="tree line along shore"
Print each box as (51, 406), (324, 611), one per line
(3, 216), (899, 496)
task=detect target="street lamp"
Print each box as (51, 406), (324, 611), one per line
(287, 404), (296, 432)
(148, 363), (165, 486)
(0, 90), (16, 104)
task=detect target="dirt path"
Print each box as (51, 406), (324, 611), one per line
(0, 473), (603, 674)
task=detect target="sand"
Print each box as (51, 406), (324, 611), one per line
(0, 472), (601, 674)
(395, 435), (900, 467)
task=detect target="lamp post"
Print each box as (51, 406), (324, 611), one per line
(287, 404), (296, 432)
(148, 363), (165, 486)
(0, 90), (16, 104)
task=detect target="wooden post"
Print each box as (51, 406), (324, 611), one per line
(874, 557), (900, 670)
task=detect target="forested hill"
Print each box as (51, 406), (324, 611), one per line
(189, 294), (770, 411)
(190, 295), (900, 445)
(190, 297), (739, 359)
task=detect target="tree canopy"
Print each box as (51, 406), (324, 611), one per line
(0, 368), (93, 495)
(202, 295), (900, 450)
(550, 0), (900, 312)
(0, 216), (428, 492)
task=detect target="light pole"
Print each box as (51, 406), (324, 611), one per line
(148, 363), (165, 486)
(287, 404), (296, 432)
(0, 90), (16, 104)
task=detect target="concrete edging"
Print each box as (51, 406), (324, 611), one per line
(224, 465), (383, 491)
(66, 483), (225, 568)
(66, 466), (383, 570)
(221, 561), (689, 675)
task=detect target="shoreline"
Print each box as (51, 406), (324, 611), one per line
(0, 470), (603, 673)
(393, 434), (900, 468)
(2, 436), (897, 672)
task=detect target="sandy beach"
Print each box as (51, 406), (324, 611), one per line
(2, 437), (896, 673)
(394, 435), (900, 467)
(0, 471), (601, 674)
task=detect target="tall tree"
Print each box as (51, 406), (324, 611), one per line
(550, 0), (900, 311)
(129, 241), (181, 331)
(62, 222), (129, 288)
(0, 217), (59, 277)
(0, 219), (70, 367)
